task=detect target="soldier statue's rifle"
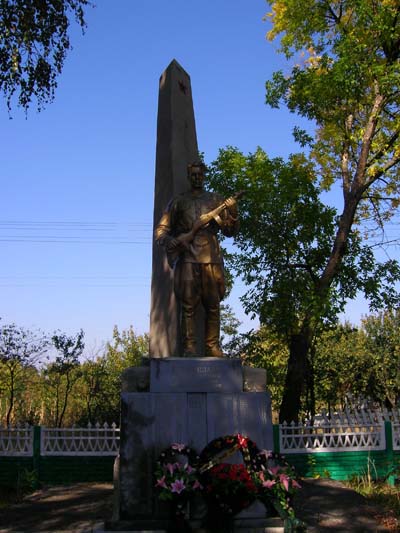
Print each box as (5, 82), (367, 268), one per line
(167, 190), (245, 267)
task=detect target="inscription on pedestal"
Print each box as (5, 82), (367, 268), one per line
(150, 357), (242, 393)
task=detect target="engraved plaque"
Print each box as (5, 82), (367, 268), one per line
(150, 357), (242, 392)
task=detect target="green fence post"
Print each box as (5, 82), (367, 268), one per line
(32, 426), (41, 488)
(273, 424), (280, 454)
(384, 421), (395, 486)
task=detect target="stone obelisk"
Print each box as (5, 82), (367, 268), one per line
(149, 59), (200, 357)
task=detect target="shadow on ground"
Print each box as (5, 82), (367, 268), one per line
(293, 478), (391, 532)
(0, 479), (395, 532)
(0, 483), (113, 532)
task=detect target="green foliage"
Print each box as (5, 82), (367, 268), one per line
(99, 326), (149, 422)
(312, 311), (400, 411)
(306, 454), (320, 479)
(210, 0), (400, 422)
(43, 329), (84, 427)
(0, 323), (46, 426)
(265, 0), (400, 216)
(75, 357), (112, 424)
(105, 325), (148, 368)
(361, 310), (400, 407)
(227, 312), (400, 418)
(0, 0), (92, 111)
(220, 303), (242, 355)
(209, 147), (334, 334)
(351, 481), (400, 529)
(237, 326), (289, 414)
(209, 147), (399, 340)
(0, 323), (150, 426)
(16, 468), (39, 498)
(313, 322), (369, 411)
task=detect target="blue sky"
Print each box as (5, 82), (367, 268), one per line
(0, 1), (377, 352)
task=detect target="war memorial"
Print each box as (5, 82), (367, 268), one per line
(103, 60), (292, 533)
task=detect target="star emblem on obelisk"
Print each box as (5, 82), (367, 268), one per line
(178, 80), (188, 95)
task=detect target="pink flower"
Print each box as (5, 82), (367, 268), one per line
(171, 479), (186, 494)
(184, 463), (194, 473)
(268, 466), (281, 476)
(192, 480), (203, 490)
(262, 479), (276, 489)
(292, 479), (301, 489)
(171, 443), (186, 452)
(259, 471), (276, 489)
(155, 476), (167, 489)
(279, 473), (290, 492)
(258, 449), (272, 459)
(166, 462), (176, 475)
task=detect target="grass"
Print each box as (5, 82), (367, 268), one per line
(355, 482), (400, 531)
(0, 469), (39, 509)
(347, 462), (400, 532)
(0, 486), (20, 508)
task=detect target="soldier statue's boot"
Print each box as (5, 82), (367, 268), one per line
(182, 312), (196, 357)
(205, 309), (223, 358)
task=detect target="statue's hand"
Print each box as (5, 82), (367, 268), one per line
(166, 237), (180, 251)
(225, 197), (237, 209)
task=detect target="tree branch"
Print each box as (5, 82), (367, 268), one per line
(342, 114), (353, 195)
(354, 86), (385, 193)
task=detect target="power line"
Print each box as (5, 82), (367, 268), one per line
(0, 238), (150, 244)
(0, 220), (152, 226)
(0, 284), (150, 287)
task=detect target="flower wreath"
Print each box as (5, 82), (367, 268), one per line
(154, 442), (203, 532)
(154, 436), (304, 532)
(154, 442), (202, 503)
(198, 434), (303, 528)
(198, 434), (259, 519)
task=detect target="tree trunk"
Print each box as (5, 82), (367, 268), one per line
(6, 371), (15, 428)
(58, 375), (71, 428)
(305, 347), (316, 423)
(279, 195), (360, 423)
(279, 331), (311, 423)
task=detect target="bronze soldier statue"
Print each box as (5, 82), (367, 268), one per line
(155, 161), (240, 357)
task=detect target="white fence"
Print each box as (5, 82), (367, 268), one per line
(280, 408), (400, 454)
(280, 421), (385, 453)
(0, 425), (33, 456)
(1, 409), (400, 456)
(41, 423), (120, 456)
(0, 423), (120, 456)
(392, 422), (400, 451)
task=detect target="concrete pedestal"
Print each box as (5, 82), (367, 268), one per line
(111, 358), (274, 531)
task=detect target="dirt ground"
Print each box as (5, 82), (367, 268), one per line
(0, 483), (113, 533)
(0, 479), (397, 532)
(293, 478), (396, 532)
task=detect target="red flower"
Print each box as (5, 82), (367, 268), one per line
(237, 434), (248, 448)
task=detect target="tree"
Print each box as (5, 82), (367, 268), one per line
(43, 329), (84, 426)
(76, 356), (110, 424)
(0, 0), (91, 111)
(361, 310), (400, 408)
(312, 313), (400, 412)
(220, 303), (242, 355)
(101, 326), (149, 421)
(238, 325), (289, 416)
(209, 146), (398, 421)
(212, 0), (400, 422)
(312, 323), (369, 414)
(0, 323), (46, 426)
(265, 0), (400, 422)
